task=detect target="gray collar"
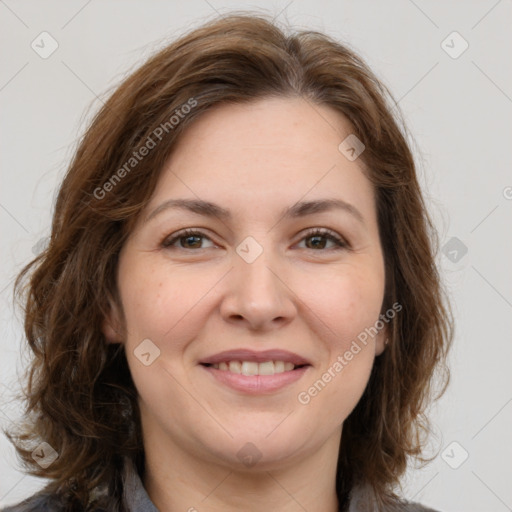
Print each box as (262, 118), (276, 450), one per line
(122, 459), (158, 512)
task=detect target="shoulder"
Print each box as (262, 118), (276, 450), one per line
(2, 457), (138, 512)
(1, 490), (110, 512)
(348, 484), (441, 512)
(1, 491), (67, 512)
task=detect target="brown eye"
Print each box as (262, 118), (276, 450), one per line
(299, 228), (348, 250)
(162, 229), (214, 249)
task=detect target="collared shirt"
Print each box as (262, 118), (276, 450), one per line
(2, 458), (439, 512)
(121, 458), (158, 512)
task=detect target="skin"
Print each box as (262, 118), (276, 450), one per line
(103, 97), (388, 512)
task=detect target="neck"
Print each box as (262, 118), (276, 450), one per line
(142, 425), (342, 512)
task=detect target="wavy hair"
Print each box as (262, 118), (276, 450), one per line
(7, 11), (453, 511)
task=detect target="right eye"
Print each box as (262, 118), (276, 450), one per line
(161, 229), (216, 250)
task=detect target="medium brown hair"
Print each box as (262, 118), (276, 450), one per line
(8, 11), (453, 510)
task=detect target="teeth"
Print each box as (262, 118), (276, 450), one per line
(274, 361), (285, 373)
(241, 361), (259, 376)
(258, 361), (274, 375)
(210, 360), (298, 375)
(228, 360), (241, 373)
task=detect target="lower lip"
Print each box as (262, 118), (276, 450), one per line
(200, 365), (310, 394)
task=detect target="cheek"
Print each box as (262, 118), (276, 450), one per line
(320, 269), (384, 404)
(304, 265), (385, 347)
(118, 261), (208, 409)
(297, 265), (383, 410)
(119, 260), (206, 342)
(297, 271), (380, 423)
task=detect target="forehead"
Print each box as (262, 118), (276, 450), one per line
(148, 97), (376, 224)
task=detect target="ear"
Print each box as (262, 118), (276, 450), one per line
(101, 299), (124, 344)
(374, 323), (389, 357)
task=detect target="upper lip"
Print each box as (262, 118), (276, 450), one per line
(200, 349), (311, 366)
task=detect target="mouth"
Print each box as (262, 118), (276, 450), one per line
(198, 349), (312, 394)
(200, 360), (310, 375)
(199, 348), (311, 374)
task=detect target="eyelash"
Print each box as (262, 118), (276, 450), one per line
(161, 227), (349, 251)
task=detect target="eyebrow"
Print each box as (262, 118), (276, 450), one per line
(144, 198), (365, 224)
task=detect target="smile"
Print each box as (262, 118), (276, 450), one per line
(204, 360), (306, 375)
(200, 362), (311, 394)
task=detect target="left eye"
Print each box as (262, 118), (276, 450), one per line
(162, 228), (348, 251)
(298, 228), (348, 250)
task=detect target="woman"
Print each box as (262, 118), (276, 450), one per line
(4, 12), (453, 512)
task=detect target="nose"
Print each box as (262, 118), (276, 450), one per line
(220, 246), (296, 332)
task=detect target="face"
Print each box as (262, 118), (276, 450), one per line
(104, 97), (388, 470)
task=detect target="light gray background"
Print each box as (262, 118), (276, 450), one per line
(1, 1), (511, 510)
